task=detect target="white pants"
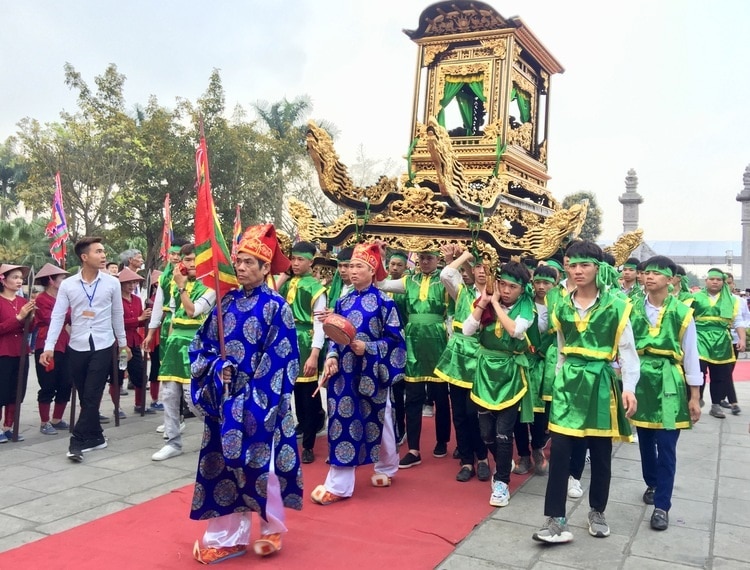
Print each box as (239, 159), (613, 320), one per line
(324, 388), (398, 497)
(202, 471), (287, 547)
(161, 382), (199, 450)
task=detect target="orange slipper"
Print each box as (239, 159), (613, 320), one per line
(310, 484), (348, 505)
(371, 473), (392, 487)
(193, 540), (247, 565)
(253, 533), (282, 557)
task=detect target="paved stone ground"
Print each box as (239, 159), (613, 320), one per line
(1, 369), (748, 570)
(438, 382), (750, 570)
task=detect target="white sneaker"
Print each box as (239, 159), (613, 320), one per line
(489, 479), (510, 507)
(567, 476), (583, 499)
(422, 404), (434, 417)
(162, 421), (186, 440)
(156, 424), (165, 433)
(152, 445), (183, 461)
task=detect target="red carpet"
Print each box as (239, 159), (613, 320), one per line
(732, 359), (750, 381)
(0, 418), (532, 569)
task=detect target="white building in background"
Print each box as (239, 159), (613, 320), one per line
(612, 167), (744, 285)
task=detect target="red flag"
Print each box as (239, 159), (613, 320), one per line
(45, 172), (69, 268)
(194, 132), (238, 301)
(231, 204), (242, 262)
(159, 194), (173, 262)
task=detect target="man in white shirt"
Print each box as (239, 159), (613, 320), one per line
(41, 237), (131, 463)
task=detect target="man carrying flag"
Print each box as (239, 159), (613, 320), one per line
(45, 172), (69, 267)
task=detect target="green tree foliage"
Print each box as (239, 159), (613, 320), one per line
(0, 218), (58, 268)
(0, 137), (28, 221)
(11, 64), (336, 274)
(562, 190), (602, 242)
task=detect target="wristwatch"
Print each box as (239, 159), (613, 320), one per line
(178, 288), (187, 293)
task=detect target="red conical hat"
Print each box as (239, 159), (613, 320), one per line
(34, 263), (69, 282)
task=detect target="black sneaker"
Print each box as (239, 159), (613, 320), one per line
(433, 442), (448, 458)
(98, 414), (111, 424)
(650, 508), (669, 530)
(719, 399), (732, 409)
(642, 486), (655, 505)
(81, 439), (108, 453)
(66, 449), (84, 462)
(399, 452), (422, 469)
(731, 404), (741, 415)
(456, 465), (475, 482)
(452, 447), (460, 459)
(301, 449), (314, 464)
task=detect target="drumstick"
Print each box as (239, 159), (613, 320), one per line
(312, 370), (330, 399)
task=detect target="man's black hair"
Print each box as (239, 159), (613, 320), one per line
(291, 241), (317, 256)
(74, 236), (104, 260)
(642, 255), (677, 276)
(533, 265), (558, 282)
(602, 252), (616, 267)
(564, 240), (603, 262)
(498, 260), (531, 286)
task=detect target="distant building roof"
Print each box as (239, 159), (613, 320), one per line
(647, 241), (741, 257)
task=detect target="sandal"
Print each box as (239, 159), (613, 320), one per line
(193, 540), (246, 565)
(253, 533), (282, 556)
(371, 473), (392, 487)
(310, 484), (347, 505)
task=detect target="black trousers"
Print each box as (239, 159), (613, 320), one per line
(450, 385), (486, 464)
(478, 405), (518, 483)
(67, 343), (114, 449)
(294, 381), (324, 451)
(405, 381), (450, 451)
(514, 405), (549, 457)
(699, 360), (733, 404)
(392, 380), (406, 441)
(35, 349), (72, 404)
(545, 433), (612, 517)
(115, 347), (144, 389)
(148, 344), (161, 384)
(569, 437), (588, 480)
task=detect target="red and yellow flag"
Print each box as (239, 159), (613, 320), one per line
(194, 134), (238, 300)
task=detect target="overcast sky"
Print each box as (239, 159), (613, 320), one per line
(3, 0), (749, 242)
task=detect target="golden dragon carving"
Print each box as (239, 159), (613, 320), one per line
(604, 229), (644, 267)
(306, 121), (398, 206)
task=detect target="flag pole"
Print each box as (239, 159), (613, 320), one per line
(198, 118), (228, 361)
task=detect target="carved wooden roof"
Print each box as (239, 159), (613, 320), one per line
(403, 1), (512, 39)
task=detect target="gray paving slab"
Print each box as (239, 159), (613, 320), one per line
(711, 522), (750, 564)
(0, 487), (121, 524)
(715, 496), (750, 528)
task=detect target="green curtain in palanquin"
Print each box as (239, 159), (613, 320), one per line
(510, 85), (531, 123)
(437, 75), (486, 131)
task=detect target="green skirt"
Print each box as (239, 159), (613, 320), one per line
(405, 321), (447, 382)
(527, 353), (546, 413)
(434, 333), (479, 388)
(631, 355), (691, 430)
(470, 348), (531, 421)
(548, 356), (632, 441)
(295, 324), (317, 383)
(159, 326), (198, 384)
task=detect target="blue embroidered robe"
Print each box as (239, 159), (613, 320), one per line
(326, 285), (406, 467)
(188, 284), (303, 521)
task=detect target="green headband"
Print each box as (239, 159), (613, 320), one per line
(546, 259), (564, 273)
(168, 245), (181, 254)
(291, 251), (314, 260)
(533, 275), (556, 284)
(567, 256), (600, 265)
(644, 265), (673, 278)
(706, 269), (725, 279)
(499, 272), (523, 286)
(389, 253), (408, 261)
(622, 262), (637, 269)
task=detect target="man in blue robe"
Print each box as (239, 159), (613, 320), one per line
(311, 242), (406, 505)
(189, 224), (302, 564)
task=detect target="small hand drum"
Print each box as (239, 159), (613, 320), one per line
(323, 313), (356, 345)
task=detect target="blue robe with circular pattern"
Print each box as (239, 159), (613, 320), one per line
(326, 285), (406, 467)
(188, 284), (303, 521)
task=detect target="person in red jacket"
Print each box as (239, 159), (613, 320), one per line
(0, 263), (34, 443)
(33, 263), (72, 435)
(110, 267), (153, 417)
